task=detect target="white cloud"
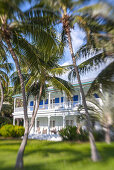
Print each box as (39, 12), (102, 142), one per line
(61, 61), (72, 66)
(59, 24), (110, 82)
(60, 24), (85, 66)
(71, 26), (85, 54)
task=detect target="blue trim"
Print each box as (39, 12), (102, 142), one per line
(39, 100), (43, 105)
(30, 101), (34, 106)
(73, 95), (78, 101)
(45, 99), (48, 104)
(94, 93), (99, 98)
(61, 97), (64, 103)
(55, 98), (59, 103)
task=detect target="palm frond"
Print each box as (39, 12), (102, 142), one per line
(48, 76), (74, 98)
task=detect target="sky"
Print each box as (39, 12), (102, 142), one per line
(8, 0), (112, 83)
(59, 24), (109, 83)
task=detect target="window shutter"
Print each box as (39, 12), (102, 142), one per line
(61, 97), (64, 103)
(30, 101), (34, 106)
(73, 95), (78, 101)
(45, 99), (48, 104)
(39, 100), (43, 105)
(55, 98), (59, 103)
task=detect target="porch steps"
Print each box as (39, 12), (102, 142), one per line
(28, 134), (62, 141)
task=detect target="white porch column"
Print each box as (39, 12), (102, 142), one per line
(48, 116), (50, 134)
(63, 115), (65, 128)
(35, 117), (37, 133)
(48, 92), (51, 109)
(14, 98), (16, 112)
(13, 117), (15, 125)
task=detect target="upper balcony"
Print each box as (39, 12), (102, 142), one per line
(12, 80), (98, 115)
(14, 101), (80, 113)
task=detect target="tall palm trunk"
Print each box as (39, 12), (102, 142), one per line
(6, 39), (29, 169)
(105, 125), (111, 144)
(29, 84), (43, 133)
(66, 24), (100, 161)
(0, 78), (4, 113)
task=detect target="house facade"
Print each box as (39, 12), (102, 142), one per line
(12, 80), (93, 135)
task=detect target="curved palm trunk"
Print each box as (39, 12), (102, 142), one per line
(6, 39), (29, 169)
(105, 125), (111, 144)
(0, 79), (4, 113)
(29, 84), (43, 133)
(66, 26), (101, 161)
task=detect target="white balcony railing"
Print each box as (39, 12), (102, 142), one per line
(14, 101), (80, 112)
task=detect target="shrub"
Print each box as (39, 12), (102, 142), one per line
(59, 126), (88, 141)
(14, 125), (25, 137)
(0, 124), (25, 137)
(59, 126), (106, 142)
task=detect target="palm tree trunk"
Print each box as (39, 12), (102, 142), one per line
(66, 27), (101, 161)
(105, 125), (111, 144)
(6, 39), (29, 169)
(29, 84), (43, 133)
(0, 78), (4, 113)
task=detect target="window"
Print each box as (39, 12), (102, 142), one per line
(61, 97), (64, 103)
(66, 120), (69, 126)
(30, 101), (34, 106)
(66, 120), (73, 126)
(16, 99), (23, 107)
(37, 121), (39, 127)
(39, 100), (43, 105)
(30, 101), (34, 111)
(45, 99), (48, 104)
(50, 120), (55, 127)
(51, 98), (55, 104)
(73, 95), (78, 101)
(55, 98), (59, 103)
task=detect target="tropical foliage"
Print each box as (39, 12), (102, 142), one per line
(0, 0), (114, 169)
(0, 58), (13, 113)
(86, 90), (114, 144)
(0, 124), (25, 137)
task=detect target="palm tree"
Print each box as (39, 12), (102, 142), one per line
(31, 0), (101, 161)
(85, 62), (114, 144)
(0, 0), (62, 168)
(0, 58), (13, 113)
(78, 1), (114, 55)
(11, 46), (74, 134)
(87, 62), (114, 96)
(69, 59), (114, 144)
(85, 91), (114, 144)
(27, 66), (74, 133)
(0, 1), (31, 168)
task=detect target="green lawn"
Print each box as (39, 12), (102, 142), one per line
(0, 140), (114, 170)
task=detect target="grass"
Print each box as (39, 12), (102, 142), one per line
(0, 140), (114, 170)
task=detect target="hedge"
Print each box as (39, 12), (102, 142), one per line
(0, 124), (25, 137)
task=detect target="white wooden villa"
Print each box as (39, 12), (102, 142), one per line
(12, 79), (99, 135)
